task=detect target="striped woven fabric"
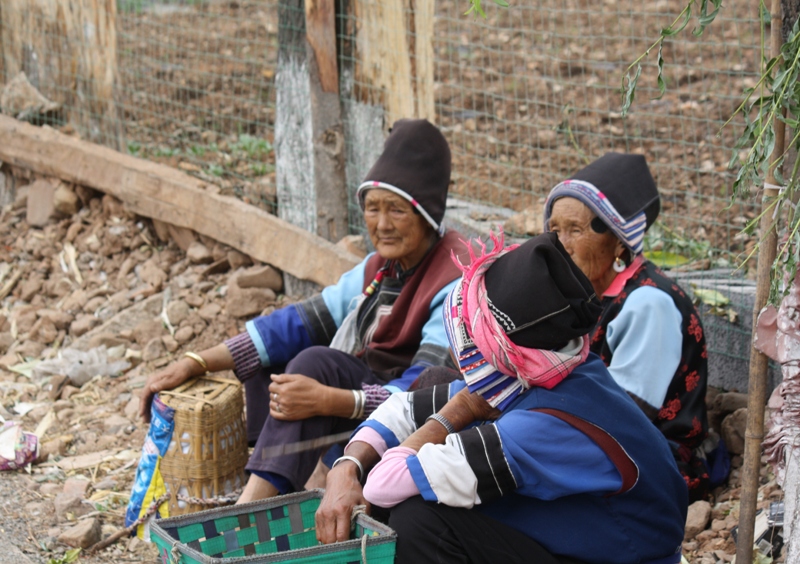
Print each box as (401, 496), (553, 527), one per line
(545, 179), (648, 255)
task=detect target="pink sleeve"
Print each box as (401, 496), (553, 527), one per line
(362, 447), (420, 508)
(346, 427), (389, 457)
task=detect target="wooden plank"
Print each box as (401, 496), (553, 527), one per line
(0, 115), (360, 287)
(305, 0), (338, 94)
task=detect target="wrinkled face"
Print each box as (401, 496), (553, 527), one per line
(548, 197), (624, 295)
(363, 189), (433, 269)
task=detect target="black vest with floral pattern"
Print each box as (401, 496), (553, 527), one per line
(590, 260), (708, 451)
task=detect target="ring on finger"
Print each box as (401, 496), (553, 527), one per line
(272, 392), (278, 401)
(275, 403), (282, 413)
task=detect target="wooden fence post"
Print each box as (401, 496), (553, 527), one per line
(337, 0), (436, 209)
(275, 0), (348, 244)
(0, 0), (121, 148)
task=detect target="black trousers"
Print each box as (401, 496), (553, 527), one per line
(388, 496), (586, 564)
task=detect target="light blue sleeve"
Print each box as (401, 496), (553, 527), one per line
(420, 279), (458, 349)
(320, 253), (373, 328)
(497, 411), (622, 499)
(605, 286), (683, 410)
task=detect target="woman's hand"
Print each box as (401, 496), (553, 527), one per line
(269, 374), (332, 420)
(138, 343), (235, 422)
(139, 359), (195, 422)
(442, 387), (502, 425)
(315, 462), (370, 544)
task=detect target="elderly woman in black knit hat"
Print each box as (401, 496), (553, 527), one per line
(316, 232), (687, 564)
(138, 119), (467, 503)
(544, 152), (715, 501)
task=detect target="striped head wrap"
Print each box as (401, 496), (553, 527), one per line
(444, 231), (600, 410)
(543, 153), (660, 256)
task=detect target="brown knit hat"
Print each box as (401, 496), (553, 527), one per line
(356, 119), (451, 236)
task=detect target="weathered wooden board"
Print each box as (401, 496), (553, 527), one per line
(0, 115), (360, 287)
(0, 0), (121, 147)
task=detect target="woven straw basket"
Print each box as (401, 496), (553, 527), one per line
(158, 375), (249, 516)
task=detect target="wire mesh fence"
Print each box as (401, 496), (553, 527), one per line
(0, 0), (770, 384)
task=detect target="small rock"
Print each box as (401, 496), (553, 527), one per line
(58, 517), (101, 548)
(19, 277), (43, 302)
(37, 309), (74, 330)
(61, 385), (80, 400)
(48, 374), (69, 400)
(685, 500), (712, 540)
(132, 319), (165, 346)
(54, 492), (88, 520)
(721, 408), (747, 455)
(227, 250), (253, 270)
(162, 334), (179, 353)
(87, 332), (129, 349)
(29, 317), (58, 344)
(103, 414), (131, 433)
(26, 179), (56, 227)
(53, 184), (80, 216)
(715, 392), (748, 415)
(138, 259), (167, 290)
(236, 265), (283, 292)
(187, 241), (213, 264)
(174, 325), (195, 344)
(198, 303), (221, 321)
(39, 438), (68, 460)
(12, 339), (45, 358)
(0, 332), (14, 354)
(123, 396), (140, 420)
(40, 483), (63, 496)
(70, 314), (101, 337)
(166, 300), (190, 325)
(63, 477), (91, 497)
(141, 337), (165, 361)
(184, 293), (205, 308)
(227, 284), (276, 318)
(94, 478), (117, 491)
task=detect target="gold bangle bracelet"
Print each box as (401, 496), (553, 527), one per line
(184, 351), (209, 373)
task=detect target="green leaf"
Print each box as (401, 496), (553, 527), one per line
(654, 42), (667, 99)
(693, 0), (722, 36)
(692, 288), (730, 307)
(492, 0), (509, 6)
(661, 7), (691, 37)
(47, 548), (82, 564)
(644, 251), (690, 268)
(620, 64), (642, 116)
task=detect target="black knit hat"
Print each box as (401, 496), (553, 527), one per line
(356, 119), (451, 236)
(571, 153), (660, 228)
(483, 233), (602, 350)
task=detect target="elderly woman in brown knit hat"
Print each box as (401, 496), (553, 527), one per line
(544, 152), (716, 501)
(139, 119), (467, 503)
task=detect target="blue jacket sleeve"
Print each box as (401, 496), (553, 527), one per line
(245, 255), (371, 366)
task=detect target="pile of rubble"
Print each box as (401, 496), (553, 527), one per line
(0, 170), (784, 563)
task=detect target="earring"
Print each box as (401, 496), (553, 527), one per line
(612, 257), (626, 273)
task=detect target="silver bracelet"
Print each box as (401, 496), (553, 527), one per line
(426, 413), (456, 434)
(331, 455), (364, 482)
(356, 390), (366, 419)
(350, 389), (361, 419)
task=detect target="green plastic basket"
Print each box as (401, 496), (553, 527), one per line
(151, 490), (396, 563)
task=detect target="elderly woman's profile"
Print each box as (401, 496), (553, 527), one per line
(545, 152), (717, 501)
(138, 118), (467, 504)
